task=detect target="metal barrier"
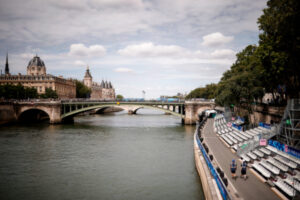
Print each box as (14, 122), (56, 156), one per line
(236, 125), (278, 156)
(196, 121), (230, 200)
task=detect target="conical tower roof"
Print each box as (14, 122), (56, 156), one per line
(101, 80), (105, 88)
(84, 66), (92, 78)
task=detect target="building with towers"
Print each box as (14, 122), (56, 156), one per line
(83, 66), (115, 100)
(0, 54), (76, 98)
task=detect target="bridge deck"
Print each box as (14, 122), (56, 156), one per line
(61, 101), (185, 105)
(202, 119), (280, 200)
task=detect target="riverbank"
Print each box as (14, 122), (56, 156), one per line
(194, 132), (222, 200)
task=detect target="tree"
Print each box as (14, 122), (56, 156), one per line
(24, 87), (38, 99)
(40, 88), (58, 99)
(0, 84), (38, 99)
(75, 80), (91, 98)
(116, 94), (124, 100)
(186, 83), (217, 99)
(215, 45), (264, 116)
(257, 0), (300, 98)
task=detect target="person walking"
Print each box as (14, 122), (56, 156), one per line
(230, 159), (237, 180)
(241, 161), (247, 180)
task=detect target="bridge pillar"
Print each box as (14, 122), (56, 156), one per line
(128, 110), (134, 115)
(184, 103), (197, 125)
(44, 104), (62, 124)
(50, 107), (62, 124)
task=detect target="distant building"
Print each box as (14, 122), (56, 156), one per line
(0, 54), (76, 99)
(83, 66), (115, 100)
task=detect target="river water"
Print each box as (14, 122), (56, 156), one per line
(0, 109), (204, 200)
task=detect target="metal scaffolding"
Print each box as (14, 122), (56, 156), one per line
(278, 99), (300, 149)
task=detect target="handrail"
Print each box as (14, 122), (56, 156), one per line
(195, 120), (231, 200)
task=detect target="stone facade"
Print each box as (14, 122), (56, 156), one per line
(83, 66), (115, 100)
(0, 55), (76, 99)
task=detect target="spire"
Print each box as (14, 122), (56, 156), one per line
(84, 65), (92, 78)
(101, 80), (105, 88)
(5, 52), (9, 75)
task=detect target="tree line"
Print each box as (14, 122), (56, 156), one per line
(0, 80), (93, 100)
(186, 0), (300, 109)
(0, 84), (57, 99)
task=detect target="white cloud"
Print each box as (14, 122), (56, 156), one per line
(114, 67), (134, 73)
(74, 60), (86, 66)
(210, 49), (236, 59)
(0, 0), (268, 98)
(20, 53), (35, 59)
(88, 0), (144, 10)
(118, 42), (188, 57)
(69, 44), (106, 57)
(201, 32), (234, 47)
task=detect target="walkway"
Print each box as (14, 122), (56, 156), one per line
(202, 119), (280, 200)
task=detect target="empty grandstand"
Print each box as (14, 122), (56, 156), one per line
(214, 109), (300, 199)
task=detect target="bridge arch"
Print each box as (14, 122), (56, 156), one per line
(95, 106), (120, 114)
(61, 104), (182, 120)
(131, 107), (144, 114)
(196, 106), (214, 115)
(18, 108), (50, 123)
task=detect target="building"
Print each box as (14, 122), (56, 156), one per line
(0, 54), (76, 99)
(83, 66), (115, 100)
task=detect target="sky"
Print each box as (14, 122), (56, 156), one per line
(0, 0), (267, 98)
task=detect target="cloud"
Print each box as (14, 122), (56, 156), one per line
(117, 42), (235, 63)
(74, 60), (86, 66)
(0, 0), (268, 98)
(69, 44), (106, 57)
(114, 67), (134, 73)
(210, 49), (236, 59)
(201, 32), (234, 47)
(118, 42), (187, 57)
(20, 53), (35, 59)
(88, 0), (144, 10)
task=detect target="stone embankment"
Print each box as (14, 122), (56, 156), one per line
(0, 103), (16, 125)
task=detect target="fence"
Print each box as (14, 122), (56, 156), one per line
(236, 125), (278, 156)
(195, 120), (230, 200)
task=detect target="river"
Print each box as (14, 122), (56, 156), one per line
(0, 109), (204, 200)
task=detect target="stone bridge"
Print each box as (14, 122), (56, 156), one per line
(0, 100), (215, 125)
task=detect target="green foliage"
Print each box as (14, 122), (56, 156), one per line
(257, 0), (300, 98)
(75, 80), (91, 98)
(215, 45), (264, 111)
(40, 88), (58, 99)
(0, 84), (38, 99)
(186, 83), (217, 99)
(116, 94), (124, 100)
